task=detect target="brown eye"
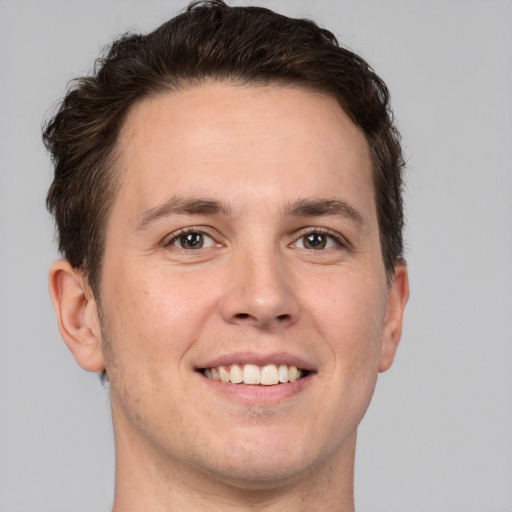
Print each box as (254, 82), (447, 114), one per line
(168, 230), (216, 250)
(292, 230), (342, 251)
(178, 232), (204, 249)
(303, 233), (327, 250)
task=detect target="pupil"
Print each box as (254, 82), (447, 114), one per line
(306, 233), (326, 249)
(182, 233), (203, 249)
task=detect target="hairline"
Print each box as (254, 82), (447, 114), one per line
(88, 77), (394, 297)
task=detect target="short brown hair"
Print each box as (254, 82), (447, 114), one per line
(44, 0), (405, 295)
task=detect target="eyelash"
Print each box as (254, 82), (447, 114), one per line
(292, 228), (348, 251)
(163, 227), (218, 251)
(163, 226), (348, 252)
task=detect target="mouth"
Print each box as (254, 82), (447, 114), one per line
(200, 363), (310, 386)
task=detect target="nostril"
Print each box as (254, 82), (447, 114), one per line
(235, 313), (250, 320)
(277, 314), (290, 321)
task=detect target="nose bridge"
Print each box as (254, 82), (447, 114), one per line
(220, 240), (300, 328)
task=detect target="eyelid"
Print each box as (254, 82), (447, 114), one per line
(291, 227), (350, 250)
(162, 226), (221, 250)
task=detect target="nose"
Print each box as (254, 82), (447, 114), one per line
(220, 248), (300, 330)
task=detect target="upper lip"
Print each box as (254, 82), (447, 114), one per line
(196, 351), (316, 372)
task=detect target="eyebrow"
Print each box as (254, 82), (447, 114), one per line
(285, 198), (365, 227)
(135, 195), (365, 232)
(135, 196), (232, 231)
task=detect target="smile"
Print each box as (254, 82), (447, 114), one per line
(202, 363), (308, 385)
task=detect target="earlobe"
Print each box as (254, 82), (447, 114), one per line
(48, 259), (106, 373)
(379, 262), (409, 373)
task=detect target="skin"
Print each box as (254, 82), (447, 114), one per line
(49, 83), (409, 511)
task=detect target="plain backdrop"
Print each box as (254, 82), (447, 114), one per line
(1, 1), (511, 511)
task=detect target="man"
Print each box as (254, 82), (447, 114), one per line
(44, 1), (409, 510)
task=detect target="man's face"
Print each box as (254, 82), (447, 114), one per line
(97, 83), (406, 486)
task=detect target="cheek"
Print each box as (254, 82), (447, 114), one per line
(300, 273), (387, 452)
(308, 270), (387, 372)
(101, 264), (220, 366)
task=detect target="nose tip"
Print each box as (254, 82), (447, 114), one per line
(220, 257), (300, 329)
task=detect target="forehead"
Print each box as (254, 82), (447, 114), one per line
(114, 82), (374, 219)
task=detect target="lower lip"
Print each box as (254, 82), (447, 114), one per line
(198, 372), (313, 404)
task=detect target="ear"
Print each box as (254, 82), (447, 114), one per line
(48, 259), (106, 372)
(379, 262), (409, 373)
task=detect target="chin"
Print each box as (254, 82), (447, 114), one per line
(195, 426), (342, 490)
(207, 456), (312, 490)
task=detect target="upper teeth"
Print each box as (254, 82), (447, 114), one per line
(203, 364), (303, 385)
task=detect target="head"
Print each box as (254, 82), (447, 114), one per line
(44, 0), (405, 299)
(44, 1), (409, 501)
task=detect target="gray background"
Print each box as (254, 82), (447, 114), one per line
(1, 0), (511, 511)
